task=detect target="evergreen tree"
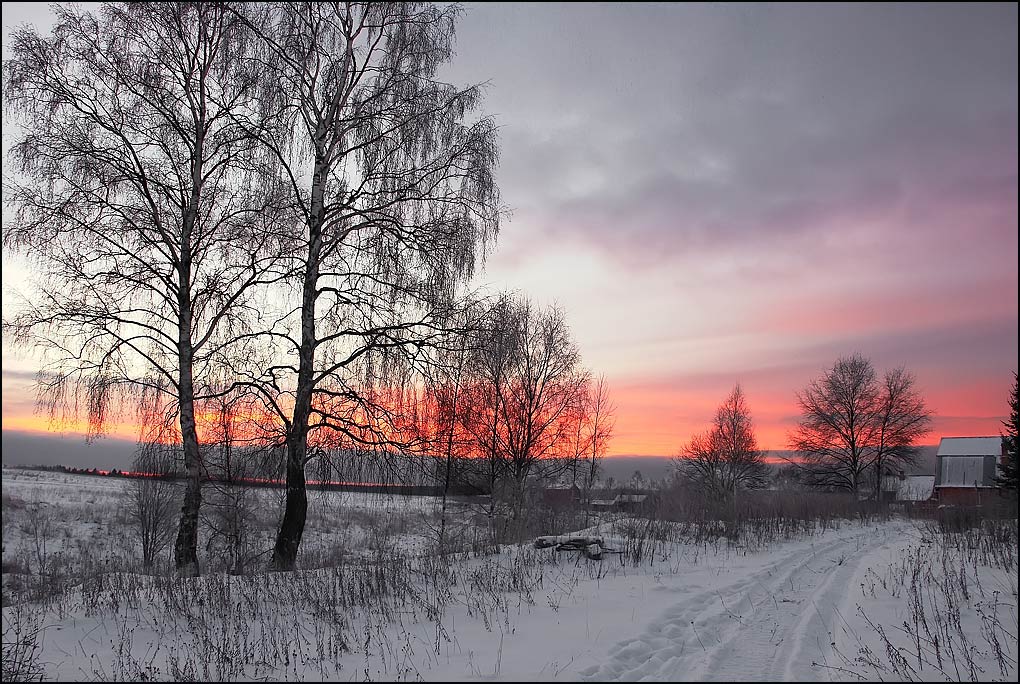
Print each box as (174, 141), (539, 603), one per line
(994, 371), (1019, 491)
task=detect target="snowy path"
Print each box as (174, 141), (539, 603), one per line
(578, 526), (896, 682)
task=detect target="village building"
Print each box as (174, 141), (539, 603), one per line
(934, 436), (1007, 505)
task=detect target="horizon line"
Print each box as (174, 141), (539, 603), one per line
(1, 427), (950, 460)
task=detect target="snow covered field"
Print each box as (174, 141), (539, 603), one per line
(2, 468), (1017, 681)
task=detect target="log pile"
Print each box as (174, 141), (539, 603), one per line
(533, 535), (607, 560)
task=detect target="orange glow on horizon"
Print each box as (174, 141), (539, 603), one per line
(603, 376), (1011, 457)
(1, 414), (139, 442)
(3, 374), (1012, 459)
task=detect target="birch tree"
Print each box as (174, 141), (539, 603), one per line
(232, 2), (501, 569)
(3, 2), (287, 575)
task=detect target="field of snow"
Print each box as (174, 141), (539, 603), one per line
(2, 467), (1017, 681)
(1, 468), (454, 577)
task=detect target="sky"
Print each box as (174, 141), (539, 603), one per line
(2, 2), (1017, 468)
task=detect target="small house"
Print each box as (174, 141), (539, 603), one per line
(613, 493), (649, 513)
(540, 484), (581, 508)
(585, 492), (652, 514)
(588, 496), (617, 512)
(879, 474), (902, 502)
(896, 475), (935, 503)
(935, 437), (1006, 505)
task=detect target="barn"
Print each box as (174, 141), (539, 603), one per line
(934, 436), (1006, 505)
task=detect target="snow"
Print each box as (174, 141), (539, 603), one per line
(3, 468), (1017, 682)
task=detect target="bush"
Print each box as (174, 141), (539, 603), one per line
(1, 605), (45, 682)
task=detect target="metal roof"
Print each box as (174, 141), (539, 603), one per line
(936, 437), (1002, 457)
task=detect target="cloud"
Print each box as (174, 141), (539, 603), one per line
(1, 429), (137, 469)
(1, 368), (40, 382)
(5, 3), (1015, 459)
(449, 3), (1017, 276)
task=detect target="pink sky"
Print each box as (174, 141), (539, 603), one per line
(2, 3), (1017, 461)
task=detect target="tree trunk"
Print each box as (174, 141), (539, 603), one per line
(439, 353), (463, 549)
(272, 434), (308, 570)
(271, 354), (314, 570)
(174, 361), (202, 576)
(174, 176), (202, 577)
(271, 159), (324, 571)
(173, 468), (202, 575)
(439, 449), (451, 548)
(509, 471), (528, 542)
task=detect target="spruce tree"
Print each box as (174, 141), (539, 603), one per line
(994, 371), (1019, 491)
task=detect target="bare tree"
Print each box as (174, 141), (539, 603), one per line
(452, 294), (520, 545)
(3, 2), (287, 576)
(461, 294), (520, 504)
(788, 355), (876, 493)
(583, 375), (616, 496)
(128, 396), (181, 573)
(227, 3), (501, 570)
(499, 301), (589, 491)
(870, 367), (934, 498)
(197, 387), (276, 574)
(630, 470), (646, 490)
(462, 296), (591, 540)
(674, 384), (769, 498)
(787, 354), (932, 495)
(128, 459), (180, 573)
(416, 304), (486, 548)
(567, 375), (616, 518)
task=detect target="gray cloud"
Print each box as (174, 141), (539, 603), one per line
(3, 3), (1015, 456)
(447, 3), (1017, 272)
(1, 430), (136, 469)
(1, 368), (39, 382)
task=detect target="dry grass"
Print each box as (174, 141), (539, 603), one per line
(3, 469), (1016, 681)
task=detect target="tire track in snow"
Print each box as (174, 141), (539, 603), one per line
(578, 525), (896, 682)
